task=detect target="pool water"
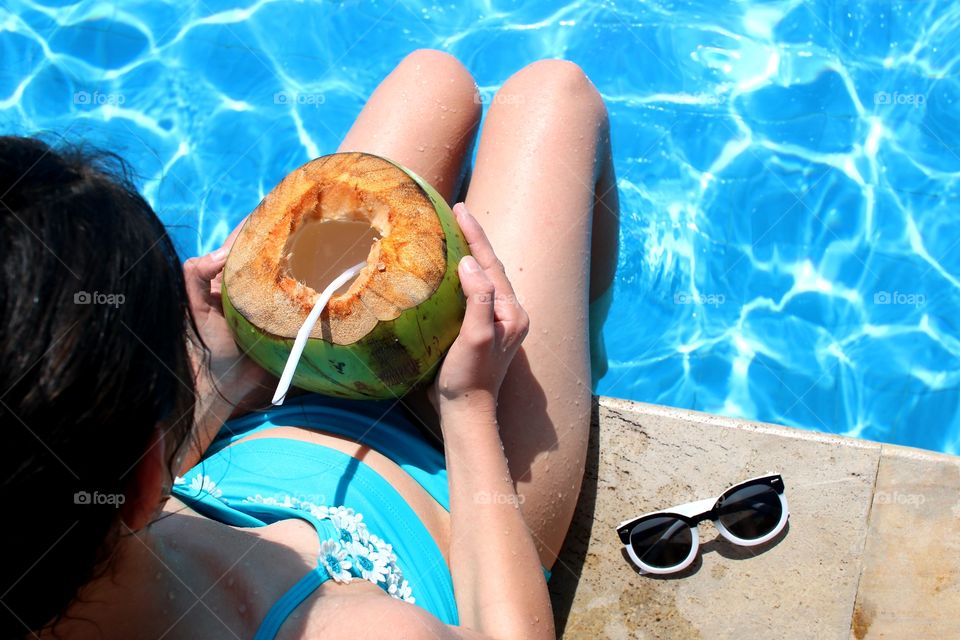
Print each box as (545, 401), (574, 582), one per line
(2, 0), (958, 453)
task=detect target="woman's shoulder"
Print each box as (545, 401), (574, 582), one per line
(280, 588), (475, 640)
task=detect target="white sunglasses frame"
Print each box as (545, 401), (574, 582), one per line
(616, 474), (789, 575)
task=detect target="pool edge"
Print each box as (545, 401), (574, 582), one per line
(549, 395), (960, 639)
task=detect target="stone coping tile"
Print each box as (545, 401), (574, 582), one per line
(852, 447), (960, 639)
(552, 397), (882, 639)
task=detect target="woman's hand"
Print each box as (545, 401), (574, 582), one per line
(183, 221), (276, 412)
(429, 203), (530, 415)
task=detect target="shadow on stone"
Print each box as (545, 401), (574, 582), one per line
(549, 395), (601, 636)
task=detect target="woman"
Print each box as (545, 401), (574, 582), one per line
(0, 50), (618, 639)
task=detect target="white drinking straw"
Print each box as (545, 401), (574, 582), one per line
(271, 261), (367, 405)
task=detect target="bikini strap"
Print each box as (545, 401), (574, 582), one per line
(252, 567), (326, 640)
(252, 512), (332, 640)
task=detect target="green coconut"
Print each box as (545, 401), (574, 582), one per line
(222, 152), (468, 399)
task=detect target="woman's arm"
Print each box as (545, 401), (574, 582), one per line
(336, 204), (553, 640)
(442, 401), (554, 638)
(179, 222), (277, 474)
(429, 204), (555, 639)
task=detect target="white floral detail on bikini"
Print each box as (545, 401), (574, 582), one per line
(318, 539), (353, 582)
(243, 494), (416, 604)
(184, 474), (223, 499)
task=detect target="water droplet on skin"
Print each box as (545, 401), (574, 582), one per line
(168, 592), (175, 601)
(534, 616), (540, 623)
(417, 145), (425, 152)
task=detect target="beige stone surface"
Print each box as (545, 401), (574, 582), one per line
(549, 397), (960, 639)
(852, 447), (960, 639)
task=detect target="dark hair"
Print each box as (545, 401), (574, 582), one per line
(0, 136), (199, 636)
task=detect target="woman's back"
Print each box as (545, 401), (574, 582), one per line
(169, 395), (460, 636)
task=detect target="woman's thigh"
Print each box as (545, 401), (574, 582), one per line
(463, 59), (616, 568)
(335, 52), (618, 569)
(337, 49), (481, 203)
(333, 48), (483, 438)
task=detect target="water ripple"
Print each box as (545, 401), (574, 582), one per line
(1, 0), (958, 453)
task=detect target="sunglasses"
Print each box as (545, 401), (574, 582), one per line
(616, 474), (789, 575)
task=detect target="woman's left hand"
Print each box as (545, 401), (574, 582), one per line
(183, 222), (276, 412)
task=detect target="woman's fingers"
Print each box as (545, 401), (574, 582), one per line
(453, 203), (502, 273)
(453, 202), (525, 324)
(184, 248), (228, 305)
(457, 255), (496, 347)
(454, 208), (530, 359)
(205, 217), (247, 295)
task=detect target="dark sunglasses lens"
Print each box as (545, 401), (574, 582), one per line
(629, 516), (693, 569)
(717, 484), (782, 540)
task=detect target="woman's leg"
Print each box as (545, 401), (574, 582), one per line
(335, 49), (483, 437)
(462, 60), (619, 568)
(337, 52), (620, 568)
(337, 49), (481, 202)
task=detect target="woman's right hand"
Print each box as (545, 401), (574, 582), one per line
(428, 203), (530, 417)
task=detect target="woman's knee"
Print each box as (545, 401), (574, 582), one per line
(396, 49), (481, 120)
(496, 59), (607, 122)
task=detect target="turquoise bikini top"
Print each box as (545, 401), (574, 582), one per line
(172, 394), (551, 638)
(171, 395), (459, 638)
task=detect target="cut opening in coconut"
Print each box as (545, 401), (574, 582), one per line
(223, 152), (450, 346)
(285, 219), (381, 296)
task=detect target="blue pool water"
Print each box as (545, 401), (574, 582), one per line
(2, 0), (958, 453)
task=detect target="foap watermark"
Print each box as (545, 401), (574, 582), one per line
(274, 91), (326, 107)
(474, 92), (526, 106)
(74, 291), (125, 308)
(74, 490), (126, 507)
(73, 90), (126, 107)
(873, 490), (925, 507)
(473, 291), (525, 305)
(474, 490), (525, 506)
(873, 291), (925, 307)
(288, 492), (328, 506)
(674, 292), (726, 307)
(873, 91), (926, 109)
